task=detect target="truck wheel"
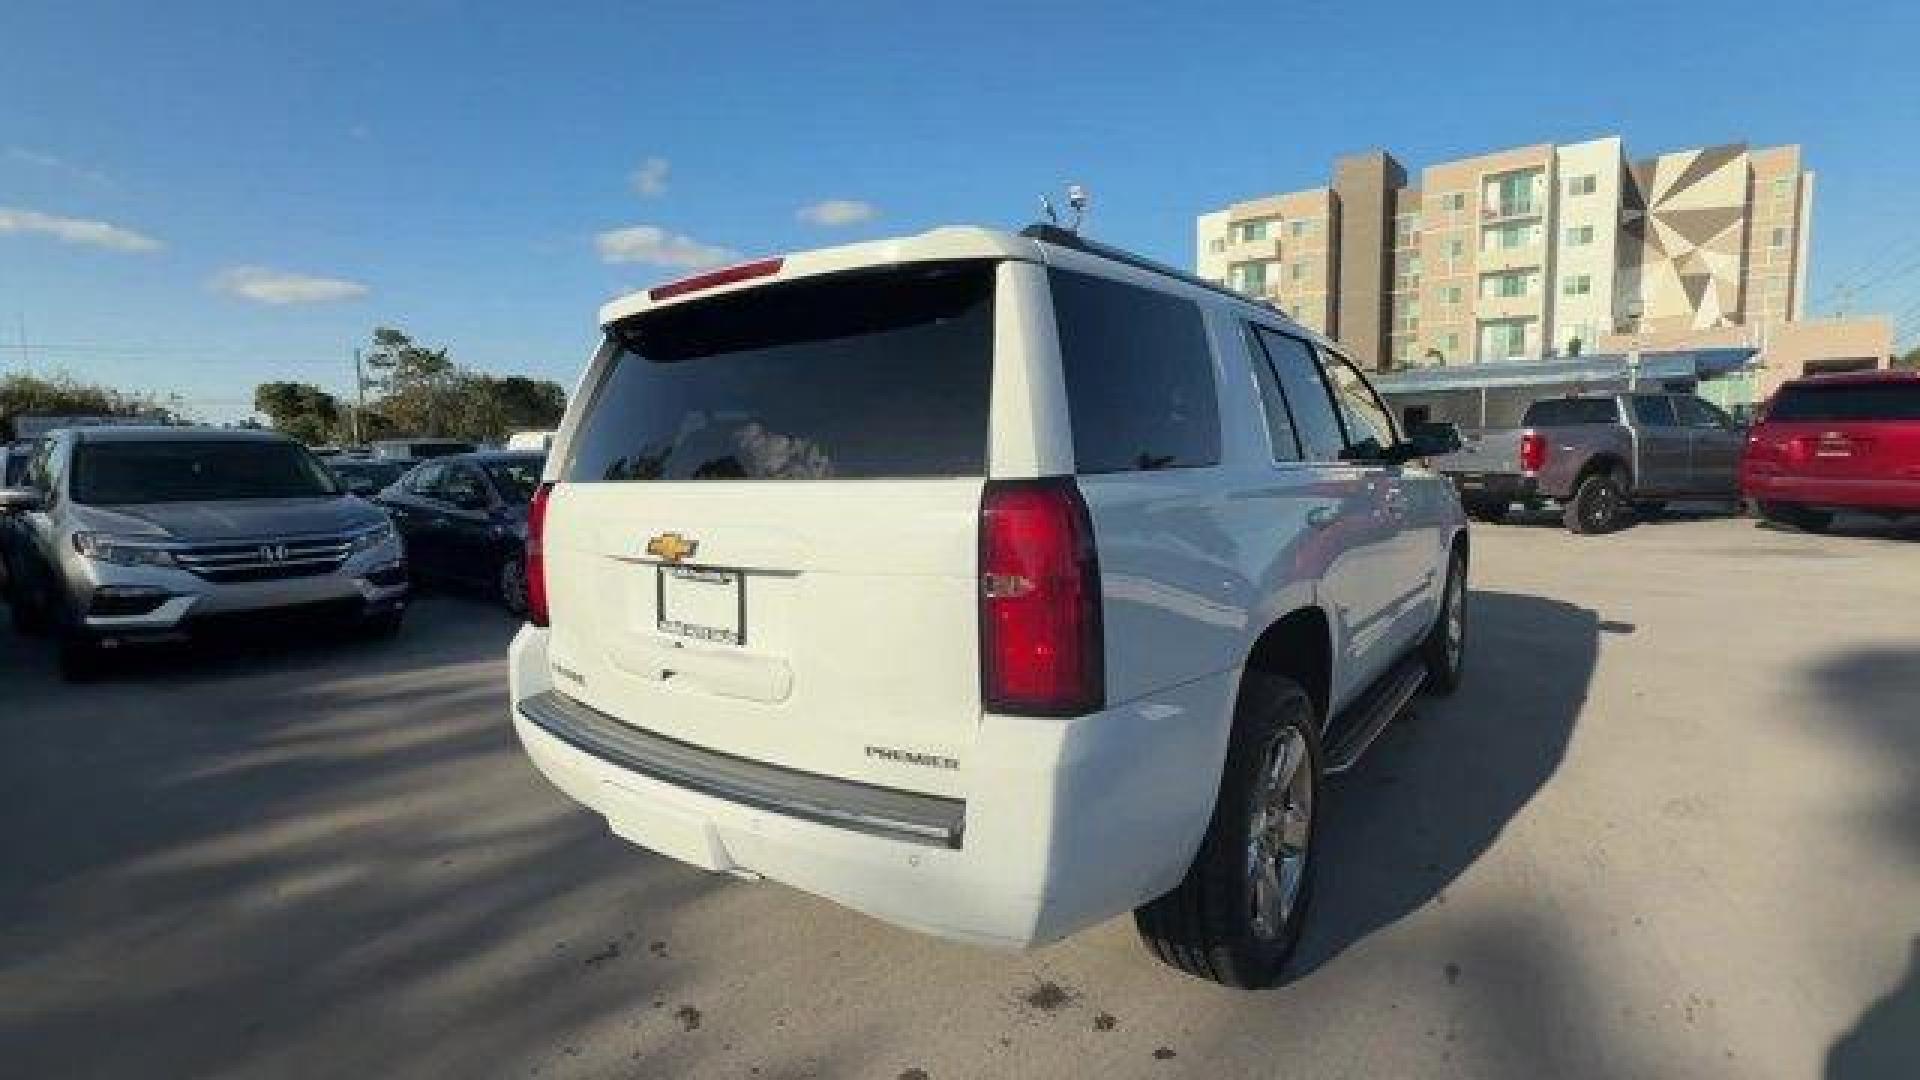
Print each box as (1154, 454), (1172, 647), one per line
(1564, 472), (1629, 534)
(1134, 673), (1321, 988)
(499, 555), (529, 616)
(1759, 502), (1832, 533)
(1463, 498), (1508, 523)
(1419, 545), (1468, 695)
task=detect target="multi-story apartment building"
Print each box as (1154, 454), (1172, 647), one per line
(1196, 138), (1815, 370)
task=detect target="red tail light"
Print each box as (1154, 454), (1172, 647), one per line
(1519, 431), (1547, 474)
(980, 478), (1104, 716)
(647, 257), (783, 302)
(525, 482), (553, 627)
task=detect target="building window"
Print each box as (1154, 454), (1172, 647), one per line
(1482, 222), (1538, 252)
(1564, 225), (1594, 246)
(1447, 192), (1466, 212)
(1567, 174), (1597, 196)
(1772, 226), (1789, 248)
(1231, 261), (1270, 295)
(1562, 274), (1592, 296)
(1480, 271), (1533, 299)
(1773, 176), (1794, 199)
(1393, 215), (1420, 248)
(1288, 219), (1313, 239)
(1478, 319), (1532, 359)
(1290, 261), (1307, 281)
(1236, 220), (1270, 243)
(1447, 285), (1463, 304)
(1445, 333), (1460, 353)
(1209, 237), (1226, 254)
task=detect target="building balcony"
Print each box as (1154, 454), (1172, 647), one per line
(1477, 244), (1544, 274)
(1476, 292), (1542, 321)
(1481, 199), (1541, 221)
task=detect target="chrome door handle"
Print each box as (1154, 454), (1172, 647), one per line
(1307, 505), (1342, 529)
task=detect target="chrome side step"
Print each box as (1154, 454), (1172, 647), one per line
(1324, 653), (1427, 775)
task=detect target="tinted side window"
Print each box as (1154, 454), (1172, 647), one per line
(1051, 269), (1220, 473)
(1321, 350), (1398, 453)
(1525, 397), (1621, 426)
(440, 464), (488, 508)
(1630, 396), (1678, 427)
(1675, 397), (1730, 429)
(1252, 327), (1345, 462)
(1242, 325), (1301, 462)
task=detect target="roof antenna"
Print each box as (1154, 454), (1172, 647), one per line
(1039, 193), (1059, 226)
(1064, 183), (1089, 233)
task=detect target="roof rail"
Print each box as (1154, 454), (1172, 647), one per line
(1019, 222), (1283, 314)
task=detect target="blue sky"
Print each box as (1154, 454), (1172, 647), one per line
(3, 0), (1917, 421)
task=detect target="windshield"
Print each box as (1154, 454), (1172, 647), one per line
(566, 262), (994, 482)
(483, 456), (545, 503)
(71, 440), (340, 504)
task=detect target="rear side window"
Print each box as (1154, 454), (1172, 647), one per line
(1525, 397), (1621, 426)
(1768, 382), (1920, 422)
(1629, 397), (1677, 427)
(1050, 269), (1220, 473)
(567, 263), (994, 481)
(1252, 327), (1346, 462)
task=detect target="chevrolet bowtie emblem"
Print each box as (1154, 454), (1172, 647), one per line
(646, 532), (697, 563)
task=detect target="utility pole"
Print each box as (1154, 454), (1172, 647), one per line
(351, 347), (367, 446)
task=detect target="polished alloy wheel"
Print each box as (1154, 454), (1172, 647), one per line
(1247, 725), (1313, 940)
(1444, 565), (1466, 673)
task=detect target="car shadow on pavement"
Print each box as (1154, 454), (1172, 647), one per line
(1494, 501), (1744, 531)
(0, 594), (730, 1079)
(1291, 588), (1599, 976)
(1811, 647), (1920, 1078)
(1754, 513), (1920, 544)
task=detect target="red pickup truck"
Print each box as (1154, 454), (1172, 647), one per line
(1742, 370), (1920, 532)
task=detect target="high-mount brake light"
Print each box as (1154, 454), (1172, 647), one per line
(647, 257), (784, 302)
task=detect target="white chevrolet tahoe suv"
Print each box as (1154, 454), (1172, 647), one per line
(509, 225), (1470, 987)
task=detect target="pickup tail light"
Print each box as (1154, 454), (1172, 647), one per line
(1519, 432), (1548, 474)
(526, 482), (553, 626)
(980, 478), (1104, 716)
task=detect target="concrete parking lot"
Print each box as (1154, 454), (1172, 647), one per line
(2, 512), (1916, 1079)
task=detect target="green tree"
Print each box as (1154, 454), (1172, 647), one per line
(252, 381), (341, 445)
(2, 371), (190, 438)
(357, 327), (566, 441)
(1894, 346), (1920, 371)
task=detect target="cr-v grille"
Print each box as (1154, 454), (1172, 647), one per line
(173, 533), (356, 582)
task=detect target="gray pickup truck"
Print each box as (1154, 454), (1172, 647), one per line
(1435, 392), (1746, 533)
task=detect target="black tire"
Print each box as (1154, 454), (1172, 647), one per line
(58, 636), (106, 682)
(1134, 673), (1322, 988)
(364, 608), (405, 639)
(1564, 471), (1630, 534)
(1759, 501), (1832, 533)
(1420, 544), (1468, 695)
(499, 554), (529, 617)
(8, 576), (51, 636)
(1463, 498), (1508, 523)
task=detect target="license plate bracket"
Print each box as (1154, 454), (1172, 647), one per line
(656, 565), (744, 646)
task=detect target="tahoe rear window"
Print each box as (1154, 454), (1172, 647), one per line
(72, 441), (340, 504)
(1767, 383), (1920, 422)
(566, 263), (994, 481)
(1524, 397), (1620, 426)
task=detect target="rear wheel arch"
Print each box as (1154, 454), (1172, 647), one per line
(1242, 606), (1333, 732)
(1579, 453), (1632, 490)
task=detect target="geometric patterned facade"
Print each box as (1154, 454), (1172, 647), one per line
(1197, 137), (1814, 370)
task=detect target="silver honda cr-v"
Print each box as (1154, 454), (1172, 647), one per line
(0, 426), (408, 679)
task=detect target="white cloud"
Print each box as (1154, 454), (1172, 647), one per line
(595, 225), (735, 269)
(796, 199), (878, 227)
(630, 157), (670, 198)
(6, 147), (112, 186)
(210, 266), (369, 305)
(0, 206), (159, 252)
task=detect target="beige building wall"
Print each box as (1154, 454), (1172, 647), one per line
(1332, 151), (1408, 368)
(1548, 137), (1625, 356)
(1745, 145), (1809, 328)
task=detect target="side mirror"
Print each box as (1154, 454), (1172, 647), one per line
(0, 486), (44, 513)
(1405, 422), (1464, 458)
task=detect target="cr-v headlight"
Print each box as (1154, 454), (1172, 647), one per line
(72, 532), (180, 568)
(346, 521), (396, 555)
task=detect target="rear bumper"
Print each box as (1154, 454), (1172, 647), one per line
(1447, 472), (1538, 504)
(1741, 470), (1920, 512)
(508, 626), (1235, 949)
